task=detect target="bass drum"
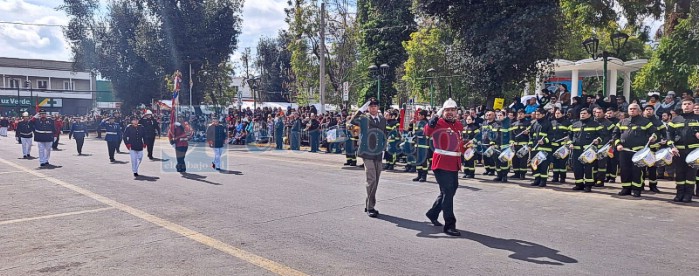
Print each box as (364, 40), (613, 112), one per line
(632, 147), (656, 167)
(685, 148), (699, 169)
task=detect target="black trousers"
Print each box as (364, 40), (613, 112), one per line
(643, 166), (658, 186)
(116, 137), (122, 152)
(495, 157), (510, 178)
(416, 146), (430, 173)
(619, 151), (643, 189)
(107, 140), (119, 160)
(427, 169), (458, 230)
(483, 154), (496, 172)
(462, 156), (476, 176)
(572, 149), (595, 187)
(595, 158), (608, 185)
(75, 138), (84, 154)
(552, 156), (568, 181)
(674, 150), (698, 187)
(144, 136), (156, 158)
(52, 135), (60, 149)
(606, 154), (618, 179)
(511, 145), (527, 175)
(533, 153), (551, 182)
(176, 146), (188, 172)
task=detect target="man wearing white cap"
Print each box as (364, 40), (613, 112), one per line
(424, 98), (465, 236)
(16, 112), (34, 158)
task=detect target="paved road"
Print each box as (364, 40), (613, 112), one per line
(0, 135), (697, 275)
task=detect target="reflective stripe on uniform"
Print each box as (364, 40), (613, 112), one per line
(434, 149), (460, 157)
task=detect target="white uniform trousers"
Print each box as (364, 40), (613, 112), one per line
(21, 137), (33, 156)
(130, 150), (144, 173)
(0, 127), (7, 136)
(37, 141), (52, 164)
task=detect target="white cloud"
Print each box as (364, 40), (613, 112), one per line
(0, 0), (289, 64)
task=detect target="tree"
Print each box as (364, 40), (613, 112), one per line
(254, 34), (292, 102)
(357, 0), (416, 109)
(62, 0), (244, 111)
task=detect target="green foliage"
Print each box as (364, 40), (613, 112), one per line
(633, 18), (699, 93)
(62, 0), (243, 111)
(357, 0), (416, 109)
(254, 34), (292, 102)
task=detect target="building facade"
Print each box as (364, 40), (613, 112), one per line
(0, 57), (96, 116)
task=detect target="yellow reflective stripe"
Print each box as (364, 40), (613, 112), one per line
(619, 126), (629, 130)
(570, 128), (581, 132)
(689, 122), (699, 127)
(640, 122), (653, 130)
(583, 127), (598, 131)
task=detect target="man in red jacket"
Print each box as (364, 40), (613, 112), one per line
(52, 115), (64, 150)
(424, 98), (465, 236)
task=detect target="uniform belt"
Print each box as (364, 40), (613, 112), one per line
(179, 138), (188, 141)
(73, 130), (85, 133)
(35, 130), (52, 134)
(106, 132), (117, 135)
(20, 132), (32, 135)
(434, 149), (460, 157)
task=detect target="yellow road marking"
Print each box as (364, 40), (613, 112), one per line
(0, 207), (115, 226)
(0, 157), (308, 276)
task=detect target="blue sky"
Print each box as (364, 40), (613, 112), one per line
(0, 0), (289, 64)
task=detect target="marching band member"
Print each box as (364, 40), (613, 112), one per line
(414, 110), (431, 182)
(509, 110), (529, 180)
(384, 110), (400, 171)
(461, 115), (479, 178)
(605, 107), (620, 182)
(593, 107), (615, 187)
(425, 98), (465, 236)
(68, 117), (88, 155)
(550, 108), (571, 183)
(480, 110), (498, 176)
(642, 105), (666, 193)
(493, 111), (510, 182)
(343, 116), (358, 166)
(667, 97), (699, 202)
(527, 108), (553, 187)
(613, 103), (658, 197)
(570, 108), (602, 192)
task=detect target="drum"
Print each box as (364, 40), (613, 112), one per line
(516, 145), (530, 158)
(553, 145), (570, 159)
(654, 148), (674, 167)
(631, 147), (656, 167)
(498, 146), (515, 163)
(596, 144), (611, 160)
(463, 147), (475, 161)
(530, 151), (548, 171)
(578, 146), (598, 164)
(685, 148), (699, 169)
(483, 146), (495, 157)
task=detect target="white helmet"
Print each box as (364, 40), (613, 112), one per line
(442, 98), (458, 109)
(22, 112), (29, 117)
(144, 110), (153, 116)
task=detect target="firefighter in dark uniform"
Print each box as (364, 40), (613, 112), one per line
(68, 117), (88, 155)
(403, 119), (417, 173)
(274, 113), (285, 150)
(290, 113), (301, 151)
(102, 117), (122, 162)
(613, 103), (658, 197)
(527, 108), (553, 187)
(384, 110), (400, 171)
(667, 97), (699, 202)
(491, 111), (510, 182)
(593, 107), (615, 187)
(139, 110), (160, 160)
(480, 110), (498, 176)
(509, 110), (529, 180)
(605, 108), (620, 182)
(642, 105), (665, 193)
(570, 108), (602, 192)
(343, 116), (358, 166)
(550, 107), (571, 183)
(414, 110), (431, 182)
(461, 115), (479, 178)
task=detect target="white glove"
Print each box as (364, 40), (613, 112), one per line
(436, 108), (444, 117)
(359, 101), (371, 112)
(34, 113), (40, 119)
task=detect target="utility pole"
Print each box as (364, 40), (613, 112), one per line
(319, 1), (326, 114)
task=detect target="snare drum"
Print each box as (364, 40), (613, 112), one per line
(483, 146), (495, 157)
(685, 148), (699, 169)
(530, 151), (548, 171)
(516, 145), (530, 158)
(463, 147), (475, 161)
(498, 147), (515, 163)
(578, 146), (598, 164)
(632, 147), (656, 167)
(553, 145), (570, 159)
(597, 144), (611, 160)
(654, 148), (674, 166)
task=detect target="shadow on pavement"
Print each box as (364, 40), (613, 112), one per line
(180, 172), (222, 185)
(38, 164), (63, 170)
(378, 214), (578, 266)
(110, 160), (129, 164)
(218, 169), (243, 175)
(149, 157), (169, 162)
(134, 175), (160, 182)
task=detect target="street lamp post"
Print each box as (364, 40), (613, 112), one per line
(246, 76), (261, 111)
(426, 68), (436, 107)
(582, 32), (629, 97)
(368, 63), (390, 107)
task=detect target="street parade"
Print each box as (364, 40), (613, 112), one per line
(2, 0), (699, 275)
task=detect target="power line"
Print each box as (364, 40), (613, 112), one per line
(0, 21), (66, 28)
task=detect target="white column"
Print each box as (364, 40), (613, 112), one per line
(523, 82), (531, 96)
(609, 70), (618, 96)
(48, 77), (52, 89)
(2, 75), (5, 88)
(623, 71), (631, 100)
(571, 69), (579, 103)
(535, 74), (543, 94)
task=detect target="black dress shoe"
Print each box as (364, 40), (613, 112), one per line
(367, 209), (379, 218)
(426, 214), (443, 226)
(133, 173), (139, 177)
(444, 228), (461, 236)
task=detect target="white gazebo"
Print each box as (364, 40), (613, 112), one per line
(532, 58), (648, 101)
